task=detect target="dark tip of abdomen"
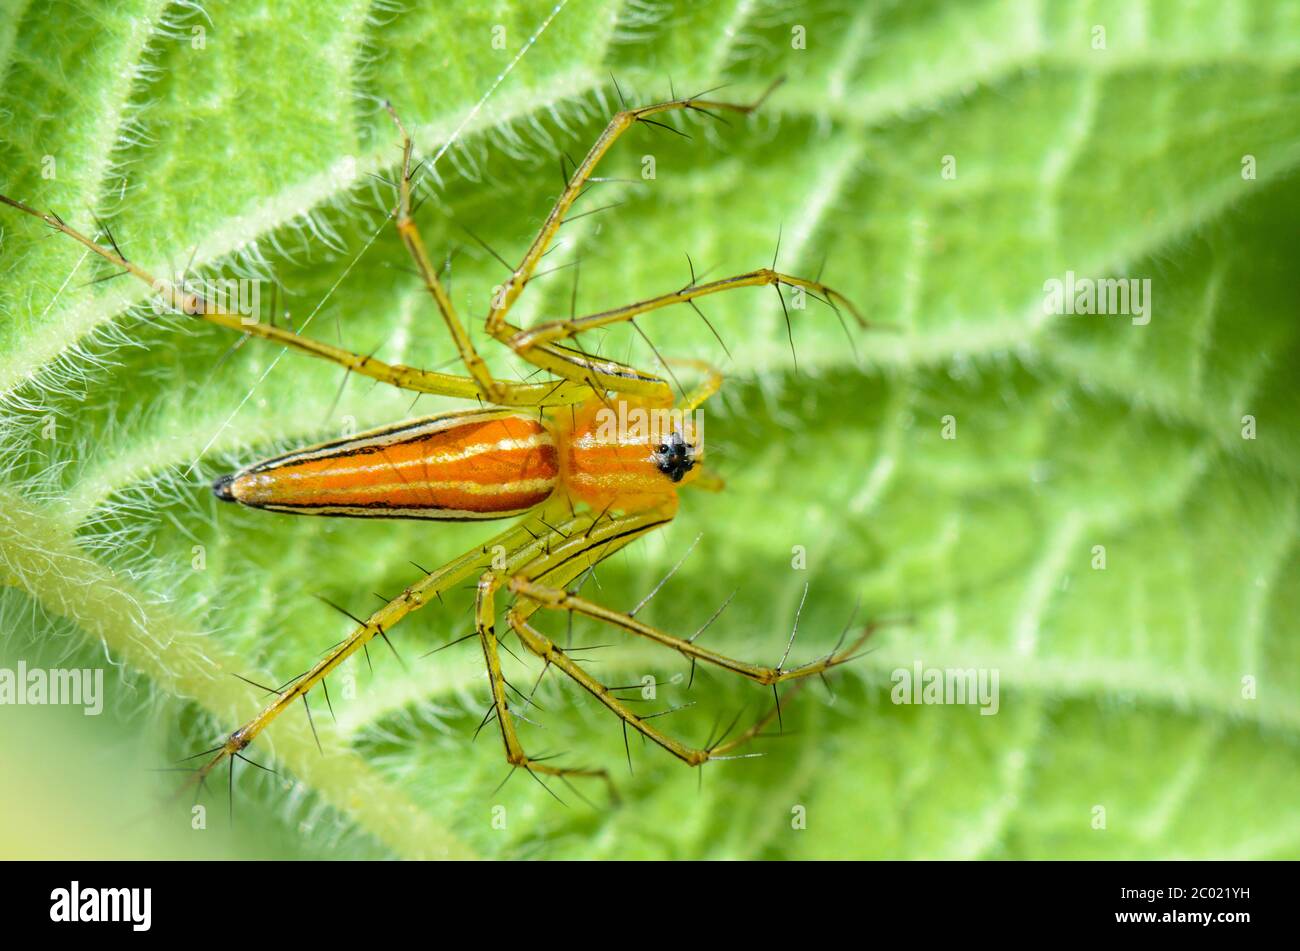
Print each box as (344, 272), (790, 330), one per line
(212, 472), (238, 501)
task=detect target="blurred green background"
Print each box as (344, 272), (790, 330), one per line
(1, 0), (1298, 859)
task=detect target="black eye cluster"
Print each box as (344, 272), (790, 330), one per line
(654, 430), (695, 483)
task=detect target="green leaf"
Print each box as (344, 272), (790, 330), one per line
(1, 0), (1297, 859)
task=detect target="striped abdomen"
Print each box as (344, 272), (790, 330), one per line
(213, 410), (558, 520)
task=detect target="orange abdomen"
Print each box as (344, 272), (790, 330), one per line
(214, 410), (559, 520)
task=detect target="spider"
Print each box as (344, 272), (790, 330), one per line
(1, 77), (877, 802)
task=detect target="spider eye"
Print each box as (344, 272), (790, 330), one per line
(657, 443), (669, 454)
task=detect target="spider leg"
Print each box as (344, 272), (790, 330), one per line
(505, 604), (850, 768)
(0, 194), (581, 406)
(184, 508), (584, 793)
(472, 503), (679, 797)
(483, 78), (787, 340)
(381, 105), (590, 408)
(371, 82), (829, 404)
(489, 503), (875, 772)
(509, 578), (879, 689)
(458, 78), (864, 397)
(666, 356), (722, 411)
(507, 267), (866, 384)
(476, 572), (616, 800)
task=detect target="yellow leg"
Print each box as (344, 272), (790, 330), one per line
(0, 194), (587, 407)
(484, 78), (786, 339)
(457, 78), (865, 395)
(510, 267), (865, 350)
(475, 571), (615, 800)
(466, 79), (859, 399)
(183, 504), (624, 790)
(509, 578), (876, 688)
(488, 264), (866, 400)
(470, 503), (680, 798)
(490, 537), (876, 769)
(505, 605), (868, 768)
(669, 357), (722, 411)
(382, 104), (597, 407)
